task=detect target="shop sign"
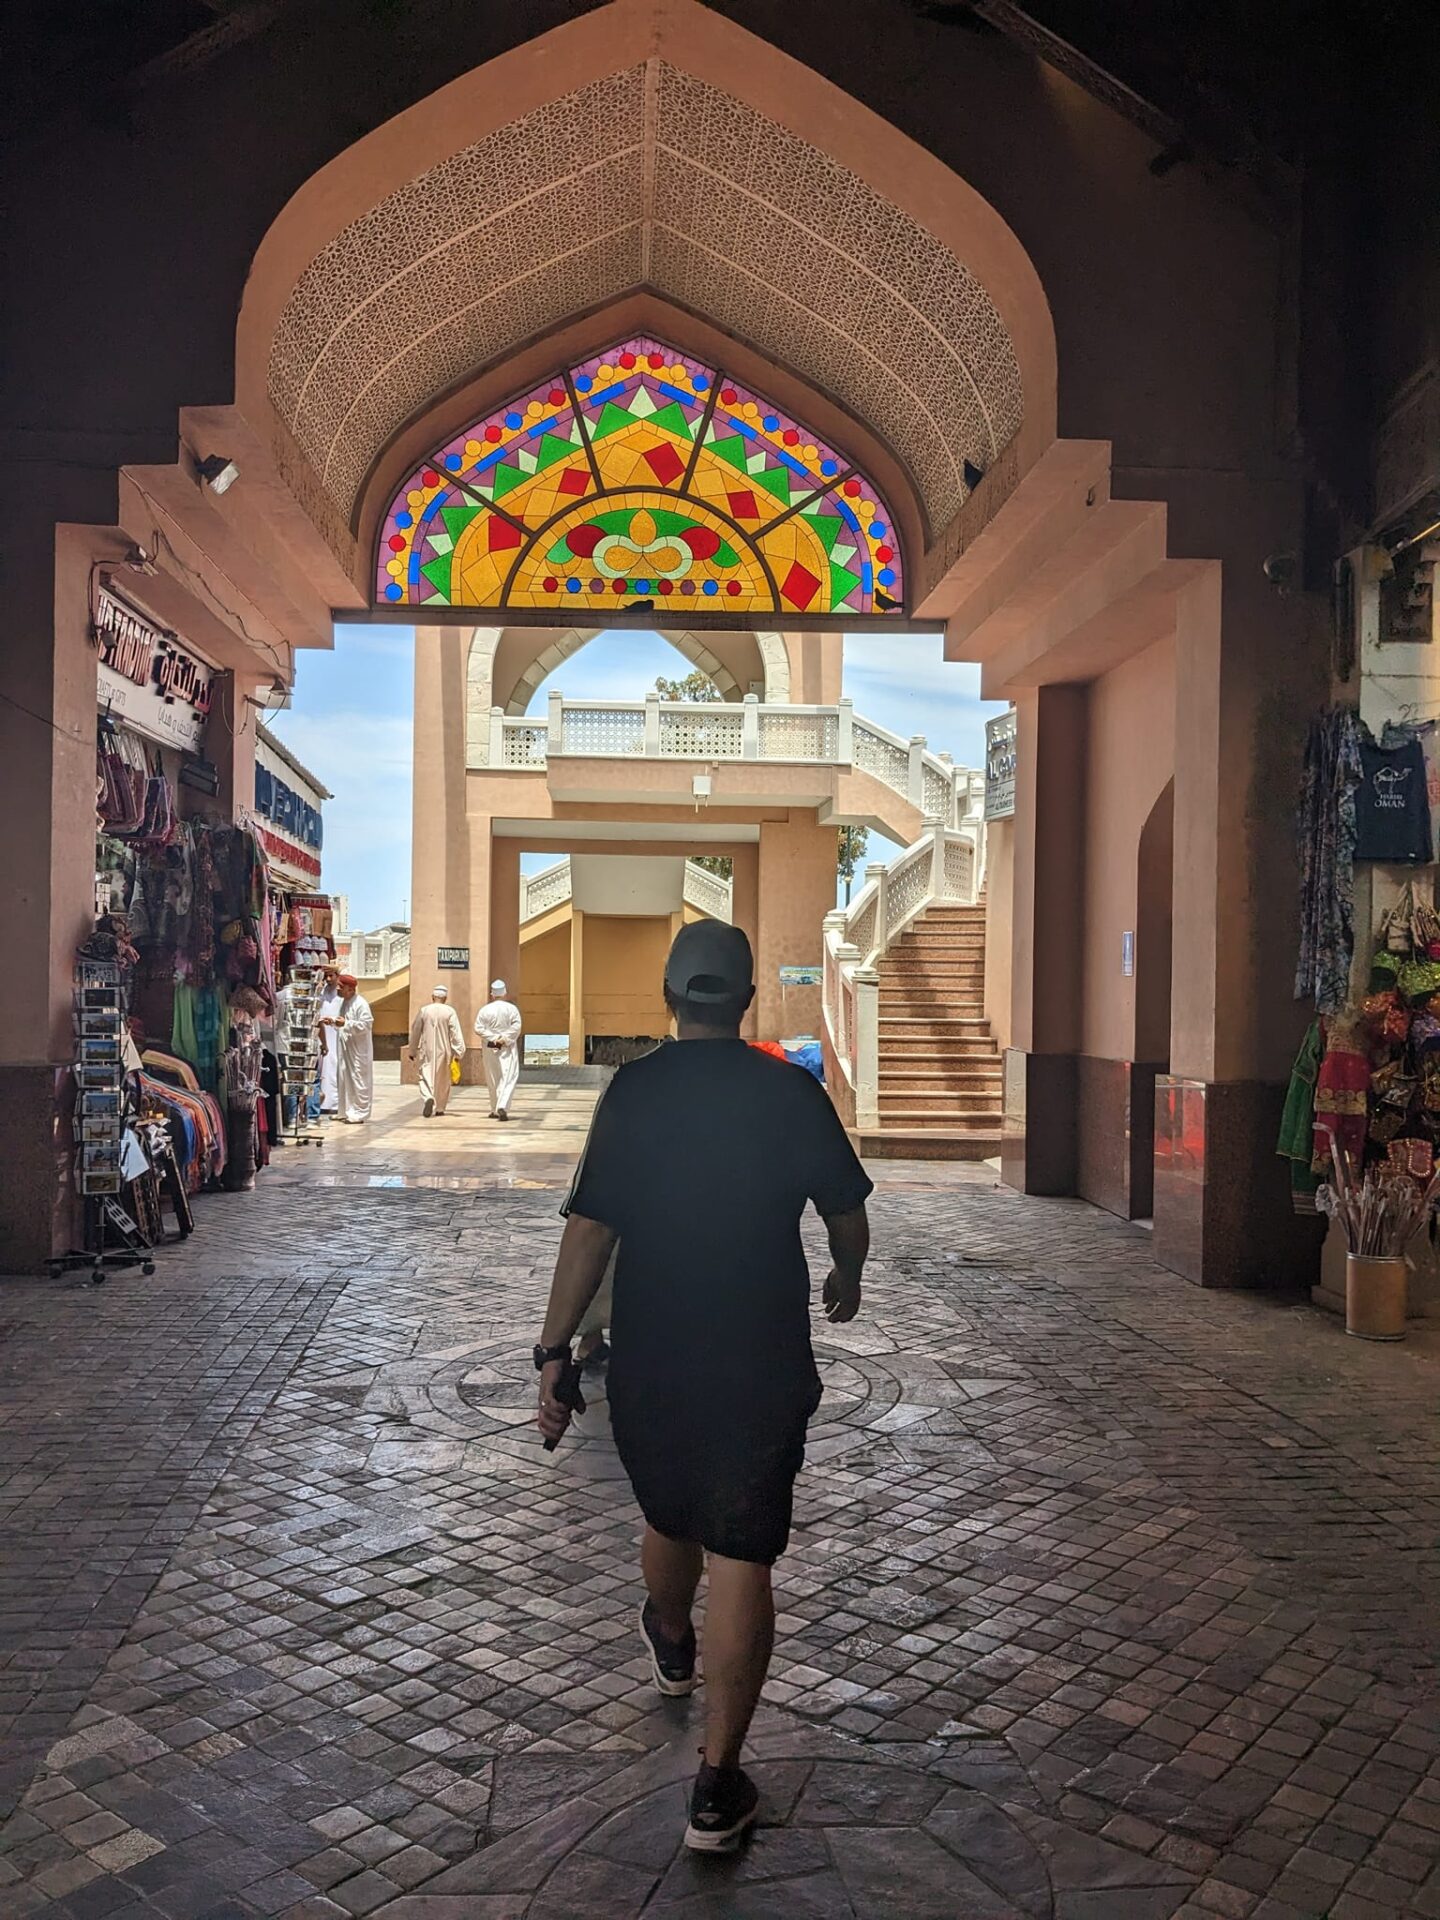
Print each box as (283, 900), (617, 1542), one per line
(95, 587), (215, 751)
(437, 946), (470, 969)
(984, 708), (1017, 820)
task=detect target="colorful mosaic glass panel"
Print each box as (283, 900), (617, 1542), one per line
(376, 339), (904, 615)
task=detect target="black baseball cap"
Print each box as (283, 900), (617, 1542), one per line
(664, 921), (754, 1004)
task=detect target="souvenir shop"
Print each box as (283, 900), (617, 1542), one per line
(1285, 703), (1440, 1338)
(76, 584), (332, 1272)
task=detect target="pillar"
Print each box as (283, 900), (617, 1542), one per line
(489, 838), (520, 1002)
(568, 907), (586, 1065)
(410, 626), (475, 1081)
(211, 669), (260, 818)
(756, 818), (834, 1039)
(0, 520), (101, 1269)
(1151, 544), (1326, 1288)
(731, 844), (759, 1038)
(1002, 685), (1085, 1196)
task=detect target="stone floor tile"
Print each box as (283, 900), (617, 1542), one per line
(0, 1077), (1436, 1917)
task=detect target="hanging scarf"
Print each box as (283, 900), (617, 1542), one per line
(1295, 708), (1363, 1013)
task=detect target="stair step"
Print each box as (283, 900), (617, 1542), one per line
(879, 1075), (1006, 1090)
(879, 1016), (992, 1030)
(852, 1127), (1001, 1162)
(880, 1090), (1000, 1111)
(879, 1040), (998, 1058)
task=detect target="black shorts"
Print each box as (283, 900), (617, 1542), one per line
(608, 1382), (819, 1567)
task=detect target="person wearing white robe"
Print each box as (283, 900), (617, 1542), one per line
(328, 973), (375, 1124)
(411, 984), (466, 1117)
(474, 978), (523, 1120)
(314, 970), (342, 1116)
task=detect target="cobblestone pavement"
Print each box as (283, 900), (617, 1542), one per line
(3, 1067), (1439, 1919)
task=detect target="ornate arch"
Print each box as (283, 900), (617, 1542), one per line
(378, 338), (904, 618)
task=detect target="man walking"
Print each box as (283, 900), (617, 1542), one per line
(535, 923), (872, 1852)
(474, 978), (522, 1120)
(324, 972), (374, 1124)
(411, 983), (466, 1117)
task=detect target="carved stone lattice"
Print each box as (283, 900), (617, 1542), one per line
(885, 848), (929, 936)
(659, 708), (744, 757)
(852, 722), (910, 792)
(848, 894), (878, 961)
(944, 837), (975, 899)
(923, 764), (952, 818)
(561, 707), (645, 756)
(500, 722), (548, 767)
(760, 711), (838, 760)
(266, 60), (1024, 527)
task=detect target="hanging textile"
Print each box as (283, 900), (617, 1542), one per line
(1295, 708), (1364, 1013)
(1355, 733), (1433, 863)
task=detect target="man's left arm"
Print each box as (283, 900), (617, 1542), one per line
(536, 1213), (617, 1442)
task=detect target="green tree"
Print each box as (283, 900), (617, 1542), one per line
(654, 668), (720, 702)
(837, 825), (870, 903)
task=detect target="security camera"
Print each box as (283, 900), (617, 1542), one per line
(1263, 552), (1297, 594)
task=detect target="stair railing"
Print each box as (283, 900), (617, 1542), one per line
(822, 816), (981, 1128)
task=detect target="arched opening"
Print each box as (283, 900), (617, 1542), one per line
(6, 0), (1279, 1298)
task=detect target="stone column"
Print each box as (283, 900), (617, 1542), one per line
(756, 818), (834, 1039)
(1002, 684), (1085, 1195)
(0, 520), (102, 1269)
(731, 844), (759, 1038)
(568, 907), (586, 1066)
(489, 838), (520, 1004)
(411, 626), (475, 1081)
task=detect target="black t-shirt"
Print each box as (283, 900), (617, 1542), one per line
(1357, 737), (1433, 863)
(564, 1040), (874, 1412)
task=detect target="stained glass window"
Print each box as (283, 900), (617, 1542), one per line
(376, 339), (904, 616)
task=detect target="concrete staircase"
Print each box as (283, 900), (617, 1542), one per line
(854, 903), (1003, 1160)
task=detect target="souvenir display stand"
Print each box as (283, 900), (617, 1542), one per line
(53, 954), (155, 1284)
(281, 964), (326, 1147)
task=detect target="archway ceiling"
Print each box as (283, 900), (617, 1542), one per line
(267, 61), (1024, 536)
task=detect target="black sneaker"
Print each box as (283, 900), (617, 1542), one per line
(684, 1761), (759, 1853)
(639, 1599), (697, 1697)
(422, 1097), (435, 1117)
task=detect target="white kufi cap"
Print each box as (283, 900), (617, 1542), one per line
(490, 979), (507, 995)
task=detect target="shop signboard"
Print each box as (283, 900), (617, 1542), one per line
(95, 586), (214, 751)
(984, 708), (1017, 820)
(437, 946), (470, 969)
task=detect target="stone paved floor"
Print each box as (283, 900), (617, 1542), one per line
(2, 1065), (1439, 1918)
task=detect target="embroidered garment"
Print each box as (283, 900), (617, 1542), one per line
(1295, 709), (1363, 1013)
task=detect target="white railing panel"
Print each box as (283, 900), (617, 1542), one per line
(883, 843), (931, 940)
(759, 709), (838, 761)
(522, 859), (573, 921)
(682, 862), (733, 922)
(659, 705), (745, 757)
(851, 718), (910, 791)
(943, 835), (976, 903)
(500, 719), (548, 767)
(922, 762), (953, 819)
(562, 705), (645, 756)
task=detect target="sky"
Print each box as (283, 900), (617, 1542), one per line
(266, 624), (1004, 932)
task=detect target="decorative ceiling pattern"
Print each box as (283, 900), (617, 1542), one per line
(267, 61), (1024, 532)
(377, 337), (904, 615)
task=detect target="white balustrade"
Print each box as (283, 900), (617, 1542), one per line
(499, 717), (549, 767)
(821, 816), (983, 1123)
(478, 698), (976, 829)
(520, 859), (573, 920)
(681, 862), (733, 923)
(520, 856), (733, 925)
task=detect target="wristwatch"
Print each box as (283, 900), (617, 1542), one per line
(533, 1341), (571, 1371)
